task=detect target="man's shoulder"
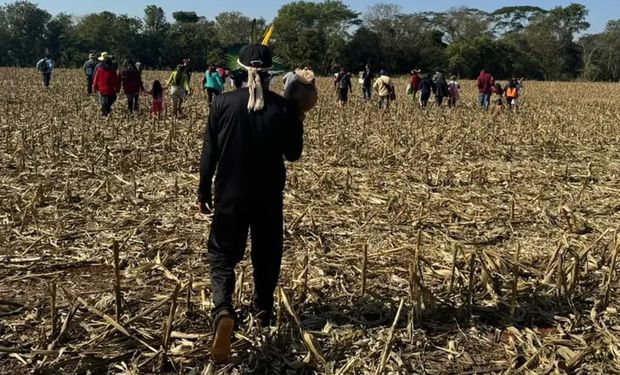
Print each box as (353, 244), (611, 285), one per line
(214, 89), (292, 113)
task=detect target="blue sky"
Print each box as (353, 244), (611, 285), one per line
(6, 0), (618, 33)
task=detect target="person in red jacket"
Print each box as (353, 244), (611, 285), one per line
(120, 59), (145, 114)
(477, 69), (494, 110)
(93, 52), (121, 117)
(409, 69), (421, 100)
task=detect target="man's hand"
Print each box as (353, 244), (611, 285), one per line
(197, 200), (212, 214)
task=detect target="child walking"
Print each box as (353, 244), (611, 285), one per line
(148, 80), (165, 122)
(447, 75), (460, 108)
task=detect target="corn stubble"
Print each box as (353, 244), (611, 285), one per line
(1, 68), (620, 374)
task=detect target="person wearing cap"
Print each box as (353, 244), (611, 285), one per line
(197, 44), (304, 363)
(92, 52), (121, 117)
(83, 53), (98, 95)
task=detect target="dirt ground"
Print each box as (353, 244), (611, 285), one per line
(1, 68), (620, 374)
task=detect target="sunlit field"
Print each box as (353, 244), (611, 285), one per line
(2, 68), (620, 374)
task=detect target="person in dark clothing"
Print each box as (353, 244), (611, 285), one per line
(229, 69), (248, 89)
(418, 74), (433, 108)
(83, 53), (98, 95)
(334, 68), (352, 106)
(197, 44), (304, 363)
(433, 72), (449, 106)
(361, 64), (374, 100)
(120, 59), (144, 114)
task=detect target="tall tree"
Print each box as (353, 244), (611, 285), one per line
(272, 1), (359, 73)
(144, 5), (167, 34)
(172, 11), (199, 24)
(74, 12), (142, 62)
(522, 3), (590, 80)
(491, 6), (547, 35)
(215, 12), (265, 46)
(46, 13), (77, 65)
(0, 1), (51, 65)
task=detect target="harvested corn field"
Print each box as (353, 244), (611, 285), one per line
(1, 68), (620, 374)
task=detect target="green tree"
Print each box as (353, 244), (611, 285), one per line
(172, 11), (199, 24)
(139, 5), (169, 68)
(164, 20), (218, 69)
(215, 12), (265, 46)
(74, 12), (142, 62)
(144, 5), (167, 34)
(521, 3), (590, 80)
(46, 13), (77, 65)
(272, 1), (359, 73)
(0, 1), (51, 65)
(362, 4), (447, 73)
(491, 6), (547, 35)
(579, 20), (620, 81)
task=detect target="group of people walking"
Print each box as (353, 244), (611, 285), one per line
(326, 65), (524, 112)
(80, 53), (235, 119)
(37, 52), (237, 119)
(331, 66), (396, 110)
(477, 70), (524, 112)
(407, 70), (460, 108)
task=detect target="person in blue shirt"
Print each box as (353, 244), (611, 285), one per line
(202, 64), (224, 104)
(83, 53), (98, 95)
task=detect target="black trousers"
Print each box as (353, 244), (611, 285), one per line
(42, 73), (51, 88)
(127, 94), (139, 113)
(362, 85), (371, 100)
(87, 76), (93, 94)
(207, 199), (284, 318)
(100, 95), (117, 116)
(420, 91), (431, 107)
(207, 88), (221, 104)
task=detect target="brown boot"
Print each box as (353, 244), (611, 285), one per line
(212, 310), (235, 363)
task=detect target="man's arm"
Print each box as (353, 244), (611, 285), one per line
(283, 105), (304, 162)
(197, 103), (220, 211)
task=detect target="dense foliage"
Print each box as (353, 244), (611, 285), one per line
(0, 1), (618, 80)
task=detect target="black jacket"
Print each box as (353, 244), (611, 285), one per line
(198, 88), (304, 214)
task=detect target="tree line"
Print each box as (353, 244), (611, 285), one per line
(1, 1), (619, 81)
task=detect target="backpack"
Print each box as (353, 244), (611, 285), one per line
(38, 59), (49, 73)
(337, 74), (349, 89)
(387, 83), (396, 101)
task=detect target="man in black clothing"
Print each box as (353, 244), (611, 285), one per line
(362, 64), (374, 100)
(197, 44), (304, 363)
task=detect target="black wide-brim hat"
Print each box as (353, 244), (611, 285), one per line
(238, 44), (273, 69)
